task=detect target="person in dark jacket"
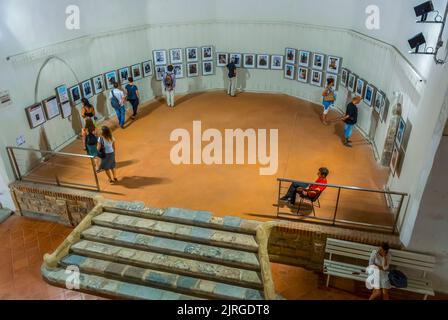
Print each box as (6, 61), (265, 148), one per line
(125, 77), (140, 120)
(340, 96), (362, 147)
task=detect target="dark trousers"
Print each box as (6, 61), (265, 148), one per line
(283, 182), (309, 204)
(129, 99), (140, 116)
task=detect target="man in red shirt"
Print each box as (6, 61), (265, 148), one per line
(280, 167), (329, 205)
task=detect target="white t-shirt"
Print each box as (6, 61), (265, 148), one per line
(110, 89), (125, 106)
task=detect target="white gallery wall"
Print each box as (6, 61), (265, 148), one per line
(0, 0), (448, 292)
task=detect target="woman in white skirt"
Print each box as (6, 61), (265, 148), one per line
(368, 243), (392, 300)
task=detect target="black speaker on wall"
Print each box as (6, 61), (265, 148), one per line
(408, 33), (426, 53)
(414, 1), (434, 21)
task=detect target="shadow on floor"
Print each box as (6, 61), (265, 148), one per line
(116, 160), (139, 168)
(115, 176), (172, 189)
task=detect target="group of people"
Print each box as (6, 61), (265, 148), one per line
(321, 78), (361, 148)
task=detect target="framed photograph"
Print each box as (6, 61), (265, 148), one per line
(202, 61), (214, 76)
(26, 103), (46, 129)
(131, 64), (143, 81)
(390, 145), (401, 176)
(55, 85), (69, 104)
(257, 54), (270, 69)
(60, 101), (72, 119)
(104, 70), (118, 90)
(311, 70), (323, 87)
(271, 55), (284, 70)
(326, 56), (342, 74)
(155, 66), (167, 81)
(119, 67), (130, 85)
(355, 78), (365, 97)
(81, 79), (93, 99)
(173, 64), (184, 79)
(142, 61), (153, 78)
(395, 118), (406, 149)
(187, 62), (199, 77)
(298, 50), (311, 67)
(341, 69), (349, 87)
(153, 50), (168, 66)
(69, 85), (82, 105)
(374, 91), (384, 114)
(42, 96), (60, 120)
(312, 53), (325, 70)
(347, 73), (357, 92)
(217, 53), (228, 67)
(186, 47), (199, 62)
(325, 74), (338, 90)
(170, 48), (183, 64)
(92, 75), (105, 95)
(285, 48), (296, 64)
(297, 67), (309, 83)
(202, 46), (213, 61)
(364, 84), (375, 106)
(243, 54), (256, 68)
(284, 64), (295, 80)
(229, 53), (242, 68)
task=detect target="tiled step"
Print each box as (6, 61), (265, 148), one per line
(104, 207), (259, 235)
(82, 225), (260, 271)
(41, 265), (202, 300)
(60, 254), (265, 300)
(93, 212), (259, 253)
(70, 240), (264, 290)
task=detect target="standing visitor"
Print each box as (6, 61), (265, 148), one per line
(80, 98), (97, 150)
(368, 243), (392, 300)
(125, 77), (140, 120)
(97, 126), (118, 184)
(110, 82), (126, 128)
(321, 78), (336, 125)
(227, 58), (237, 97)
(163, 65), (176, 108)
(84, 118), (99, 171)
(340, 96), (361, 147)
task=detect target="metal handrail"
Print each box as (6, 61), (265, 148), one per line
(6, 146), (94, 159)
(276, 178), (408, 234)
(277, 178), (408, 197)
(6, 146), (101, 192)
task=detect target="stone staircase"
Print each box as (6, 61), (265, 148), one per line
(42, 200), (276, 300)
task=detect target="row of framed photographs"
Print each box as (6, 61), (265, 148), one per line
(153, 61), (215, 80)
(216, 53), (285, 70)
(390, 117), (409, 177)
(285, 48), (342, 74)
(283, 64), (338, 88)
(25, 95), (72, 129)
(153, 46), (214, 66)
(340, 68), (388, 123)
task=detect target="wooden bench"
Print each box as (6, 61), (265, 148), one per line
(323, 238), (435, 300)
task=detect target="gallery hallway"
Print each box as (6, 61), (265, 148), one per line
(24, 91), (391, 226)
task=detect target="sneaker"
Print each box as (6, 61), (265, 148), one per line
(344, 142), (353, 148)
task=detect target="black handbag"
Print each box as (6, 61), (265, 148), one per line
(98, 138), (106, 159)
(389, 270), (408, 288)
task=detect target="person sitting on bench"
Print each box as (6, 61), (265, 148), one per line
(280, 167), (329, 205)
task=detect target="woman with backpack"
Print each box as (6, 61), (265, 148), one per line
(97, 126), (118, 184)
(84, 118), (99, 170)
(80, 98), (97, 150)
(163, 65), (176, 108)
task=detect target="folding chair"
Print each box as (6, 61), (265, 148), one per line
(296, 190), (323, 216)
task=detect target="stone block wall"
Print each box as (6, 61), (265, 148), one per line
(10, 182), (96, 226)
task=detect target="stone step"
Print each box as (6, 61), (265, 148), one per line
(70, 240), (264, 290)
(104, 206), (259, 236)
(41, 265), (202, 300)
(82, 225), (260, 271)
(93, 212), (259, 253)
(60, 254), (265, 300)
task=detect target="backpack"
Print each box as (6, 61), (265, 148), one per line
(165, 74), (173, 87)
(86, 132), (97, 146)
(111, 89), (121, 109)
(388, 270), (408, 288)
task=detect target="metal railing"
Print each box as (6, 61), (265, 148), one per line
(276, 178), (408, 234)
(6, 146), (100, 192)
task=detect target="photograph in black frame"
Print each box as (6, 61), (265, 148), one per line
(25, 103), (46, 129)
(42, 96), (60, 120)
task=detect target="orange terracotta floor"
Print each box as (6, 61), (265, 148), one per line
(24, 91), (392, 228)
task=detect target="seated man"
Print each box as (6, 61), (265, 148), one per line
(280, 167), (329, 205)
